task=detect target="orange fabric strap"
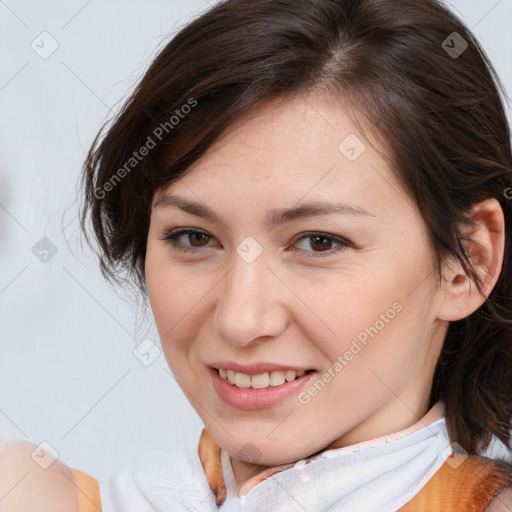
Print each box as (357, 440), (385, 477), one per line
(71, 468), (102, 512)
(198, 429), (294, 505)
(198, 429), (226, 506)
(398, 453), (512, 512)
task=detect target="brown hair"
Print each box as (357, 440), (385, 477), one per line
(80, 0), (512, 456)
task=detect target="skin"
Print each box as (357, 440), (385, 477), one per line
(0, 441), (79, 511)
(144, 92), (505, 491)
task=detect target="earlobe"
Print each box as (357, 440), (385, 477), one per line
(437, 198), (505, 322)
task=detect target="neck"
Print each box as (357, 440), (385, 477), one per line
(230, 457), (268, 492)
(227, 400), (444, 492)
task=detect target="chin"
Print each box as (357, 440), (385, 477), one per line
(209, 426), (322, 467)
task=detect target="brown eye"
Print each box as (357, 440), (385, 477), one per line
(162, 229), (215, 253)
(188, 232), (210, 247)
(293, 232), (349, 258)
(309, 235), (335, 251)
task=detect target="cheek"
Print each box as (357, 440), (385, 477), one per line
(303, 270), (424, 383)
(147, 274), (195, 336)
(308, 283), (398, 353)
(145, 250), (185, 337)
(145, 253), (212, 364)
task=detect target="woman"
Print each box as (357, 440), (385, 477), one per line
(3, 0), (511, 510)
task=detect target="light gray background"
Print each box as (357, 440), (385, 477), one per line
(0, 0), (511, 479)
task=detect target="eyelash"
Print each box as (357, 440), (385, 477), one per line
(160, 228), (351, 259)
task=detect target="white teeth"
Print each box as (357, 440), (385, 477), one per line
(284, 371), (296, 382)
(217, 368), (308, 389)
(235, 372), (251, 388)
(251, 373), (270, 389)
(269, 371), (286, 386)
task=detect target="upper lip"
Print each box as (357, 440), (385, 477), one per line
(209, 361), (314, 375)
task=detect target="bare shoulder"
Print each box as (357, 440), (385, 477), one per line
(0, 440), (78, 512)
(485, 487), (512, 512)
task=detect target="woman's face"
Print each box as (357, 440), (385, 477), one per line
(145, 93), (449, 468)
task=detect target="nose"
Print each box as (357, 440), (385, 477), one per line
(213, 251), (289, 348)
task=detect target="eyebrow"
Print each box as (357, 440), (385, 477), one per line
(153, 193), (374, 227)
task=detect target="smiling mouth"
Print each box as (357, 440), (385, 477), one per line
(215, 368), (314, 389)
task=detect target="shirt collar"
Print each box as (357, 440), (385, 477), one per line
(198, 401), (445, 507)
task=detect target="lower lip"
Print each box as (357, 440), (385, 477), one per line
(209, 367), (315, 410)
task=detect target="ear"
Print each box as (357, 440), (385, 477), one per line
(437, 198), (505, 322)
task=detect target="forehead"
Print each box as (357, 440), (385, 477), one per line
(187, 94), (367, 173)
(154, 93), (409, 220)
